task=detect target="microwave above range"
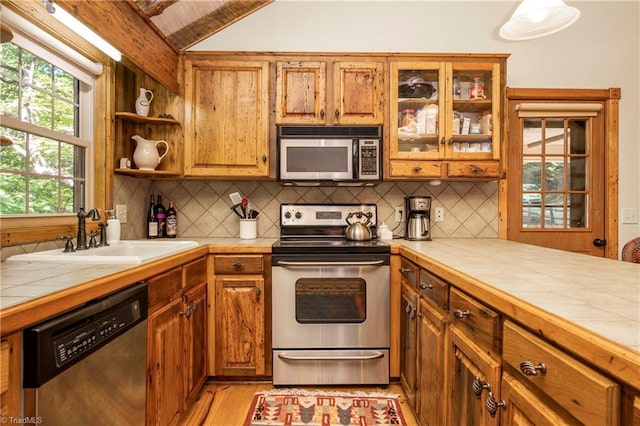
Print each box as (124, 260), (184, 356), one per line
(277, 125), (382, 186)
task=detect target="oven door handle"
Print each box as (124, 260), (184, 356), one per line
(276, 260), (385, 267)
(277, 351), (385, 361)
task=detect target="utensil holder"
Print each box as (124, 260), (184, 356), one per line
(239, 219), (257, 239)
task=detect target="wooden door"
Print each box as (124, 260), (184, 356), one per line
(400, 281), (419, 408)
(416, 298), (447, 426)
(184, 60), (270, 177)
(500, 372), (573, 425)
(506, 89), (620, 257)
(446, 327), (501, 426)
(333, 61), (384, 124)
(215, 276), (265, 376)
(275, 61), (327, 124)
(183, 282), (207, 403)
(147, 299), (184, 426)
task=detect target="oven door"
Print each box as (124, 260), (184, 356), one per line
(278, 138), (354, 181)
(272, 254), (389, 349)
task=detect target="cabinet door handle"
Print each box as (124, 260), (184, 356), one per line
(440, 136), (446, 145)
(472, 376), (490, 399)
(320, 109), (325, 119)
(519, 361), (547, 376)
(453, 309), (470, 319)
(335, 109), (339, 119)
(486, 392), (506, 417)
(256, 287), (261, 301)
(448, 138), (454, 145)
(190, 300), (198, 313)
(180, 307), (192, 318)
(262, 154), (267, 163)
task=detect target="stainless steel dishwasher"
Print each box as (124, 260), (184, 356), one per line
(23, 282), (148, 426)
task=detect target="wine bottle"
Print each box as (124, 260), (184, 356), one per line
(166, 200), (177, 238)
(155, 195), (166, 238)
(147, 195), (158, 239)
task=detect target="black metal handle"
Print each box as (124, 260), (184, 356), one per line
(593, 238), (607, 247)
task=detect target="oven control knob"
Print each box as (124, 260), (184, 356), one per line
(295, 211), (302, 219)
(284, 211), (292, 219)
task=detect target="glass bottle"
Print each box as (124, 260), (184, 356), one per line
(469, 76), (485, 100)
(146, 195), (158, 239)
(155, 195), (166, 238)
(166, 200), (177, 238)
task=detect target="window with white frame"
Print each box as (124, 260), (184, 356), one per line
(0, 20), (94, 216)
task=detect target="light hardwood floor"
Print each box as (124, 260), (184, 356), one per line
(180, 381), (419, 425)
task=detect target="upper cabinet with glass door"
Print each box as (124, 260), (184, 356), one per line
(447, 62), (501, 160)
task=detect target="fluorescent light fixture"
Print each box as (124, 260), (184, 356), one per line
(47, 0), (122, 61)
(499, 0), (580, 41)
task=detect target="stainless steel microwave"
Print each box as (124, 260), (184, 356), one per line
(277, 126), (382, 186)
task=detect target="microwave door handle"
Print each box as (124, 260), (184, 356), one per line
(353, 139), (359, 179)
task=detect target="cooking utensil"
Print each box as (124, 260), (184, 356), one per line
(345, 212), (373, 241)
(230, 203), (244, 218)
(229, 192), (242, 205)
(241, 197), (248, 218)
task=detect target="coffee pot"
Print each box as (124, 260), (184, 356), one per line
(132, 135), (169, 171)
(405, 196), (431, 241)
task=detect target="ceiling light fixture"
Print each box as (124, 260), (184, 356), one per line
(499, 0), (580, 41)
(44, 0), (122, 61)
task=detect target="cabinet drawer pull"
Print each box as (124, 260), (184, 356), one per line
(419, 282), (432, 290)
(520, 361), (547, 376)
(453, 309), (470, 319)
(232, 261), (244, 269)
(486, 392), (506, 417)
(399, 267), (411, 273)
(472, 376), (490, 399)
(413, 166), (422, 173)
(471, 165), (482, 174)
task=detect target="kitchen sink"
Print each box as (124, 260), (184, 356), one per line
(7, 240), (199, 263)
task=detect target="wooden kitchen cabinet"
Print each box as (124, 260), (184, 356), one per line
(275, 58), (384, 125)
(0, 333), (20, 419)
(388, 56), (506, 180)
(502, 320), (620, 425)
(147, 257), (208, 426)
(213, 254), (269, 377)
(446, 287), (501, 426)
(183, 58), (270, 177)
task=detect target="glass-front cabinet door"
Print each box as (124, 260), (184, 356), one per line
(447, 62), (501, 160)
(390, 62), (445, 159)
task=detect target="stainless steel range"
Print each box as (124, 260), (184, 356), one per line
(271, 203), (390, 386)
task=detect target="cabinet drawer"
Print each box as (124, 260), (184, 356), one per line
(214, 255), (264, 274)
(390, 161), (442, 178)
(418, 268), (449, 311)
(399, 257), (419, 287)
(449, 287), (500, 354)
(447, 161), (499, 178)
(148, 267), (183, 314)
(503, 321), (620, 426)
(184, 257), (207, 290)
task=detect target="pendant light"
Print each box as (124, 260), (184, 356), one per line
(499, 0), (580, 41)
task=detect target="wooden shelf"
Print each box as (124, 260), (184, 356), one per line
(115, 112), (180, 125)
(115, 168), (181, 177)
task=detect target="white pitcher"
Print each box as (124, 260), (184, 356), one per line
(132, 135), (169, 171)
(135, 88), (154, 117)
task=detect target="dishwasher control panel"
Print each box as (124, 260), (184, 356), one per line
(54, 301), (142, 367)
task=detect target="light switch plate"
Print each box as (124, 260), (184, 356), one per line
(622, 208), (638, 224)
(116, 204), (128, 224)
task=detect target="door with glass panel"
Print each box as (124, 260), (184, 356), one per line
(506, 95), (607, 256)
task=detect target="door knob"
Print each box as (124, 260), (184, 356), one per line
(593, 238), (607, 247)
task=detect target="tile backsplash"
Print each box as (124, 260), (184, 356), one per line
(115, 176), (499, 240)
(0, 177), (498, 260)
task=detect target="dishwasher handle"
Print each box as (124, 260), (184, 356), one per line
(276, 260), (385, 267)
(278, 351), (385, 361)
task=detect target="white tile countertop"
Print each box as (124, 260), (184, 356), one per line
(400, 239), (640, 352)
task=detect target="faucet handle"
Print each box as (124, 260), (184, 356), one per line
(89, 231), (99, 248)
(60, 236), (75, 252)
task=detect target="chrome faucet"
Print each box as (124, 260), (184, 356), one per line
(76, 207), (100, 250)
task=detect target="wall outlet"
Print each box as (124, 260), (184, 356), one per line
(622, 208), (638, 224)
(394, 207), (404, 223)
(116, 204), (128, 224)
(434, 207), (444, 222)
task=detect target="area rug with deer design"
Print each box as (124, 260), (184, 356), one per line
(243, 389), (407, 426)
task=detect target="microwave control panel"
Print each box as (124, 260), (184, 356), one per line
(358, 139), (380, 179)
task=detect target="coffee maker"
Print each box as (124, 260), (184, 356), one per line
(405, 196), (432, 241)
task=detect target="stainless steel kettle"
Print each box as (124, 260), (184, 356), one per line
(345, 212), (372, 241)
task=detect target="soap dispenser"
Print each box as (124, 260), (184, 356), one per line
(106, 210), (121, 244)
